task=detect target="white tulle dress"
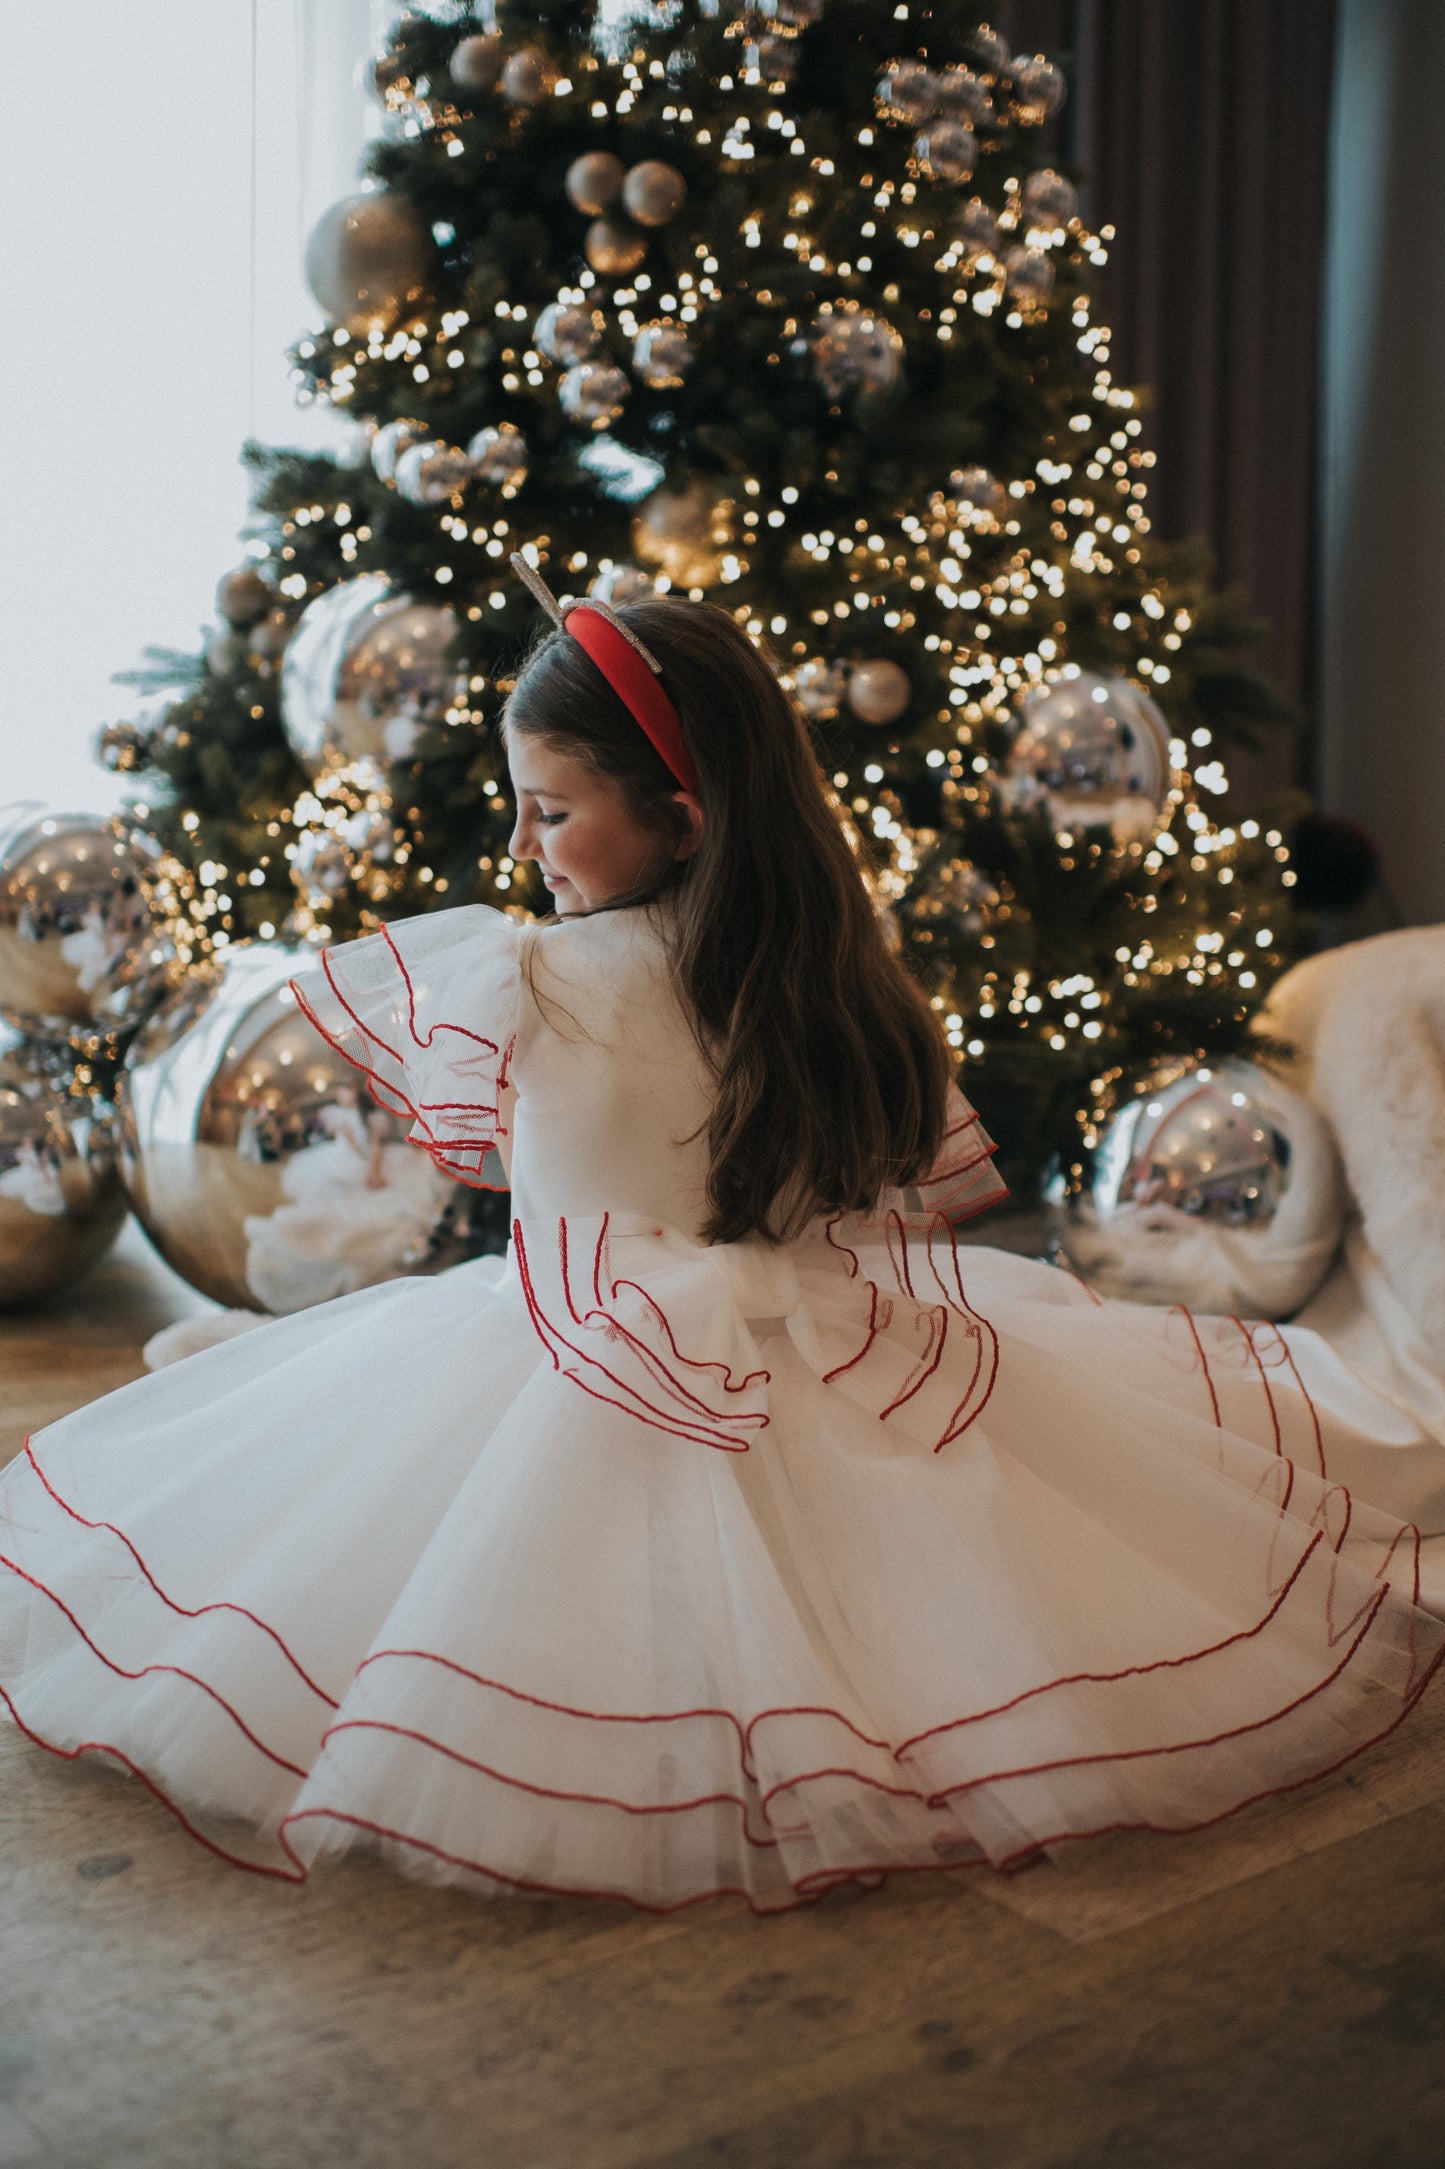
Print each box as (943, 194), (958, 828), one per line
(2, 903), (1443, 1915)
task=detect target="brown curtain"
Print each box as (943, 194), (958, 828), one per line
(994, 1), (1338, 799)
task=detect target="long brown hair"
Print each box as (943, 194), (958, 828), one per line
(504, 595), (950, 1242)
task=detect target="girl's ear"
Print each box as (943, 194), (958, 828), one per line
(671, 790), (705, 862)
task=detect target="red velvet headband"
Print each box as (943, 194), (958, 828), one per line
(510, 555), (698, 796)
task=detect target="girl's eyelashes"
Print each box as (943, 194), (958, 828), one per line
(537, 811), (567, 827)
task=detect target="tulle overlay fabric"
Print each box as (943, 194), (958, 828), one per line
(2, 905), (1442, 1913)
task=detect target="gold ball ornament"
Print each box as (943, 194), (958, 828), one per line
(449, 33), (505, 92)
(304, 191), (435, 331)
(914, 122), (977, 182)
(632, 477), (735, 589)
(566, 151), (626, 215)
(585, 217), (647, 276)
(1003, 246), (1055, 304)
(215, 566), (273, 629)
(501, 46), (556, 106)
(1010, 56), (1067, 123)
(621, 160), (686, 227)
(847, 659), (911, 725)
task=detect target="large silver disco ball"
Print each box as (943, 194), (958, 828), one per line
(0, 808), (179, 1049)
(118, 941), (496, 1312)
(1059, 1056), (1346, 1318)
(280, 576), (462, 776)
(1003, 671), (1172, 843)
(0, 1029), (126, 1305)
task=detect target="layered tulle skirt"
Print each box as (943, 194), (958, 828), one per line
(2, 1215), (1441, 1913)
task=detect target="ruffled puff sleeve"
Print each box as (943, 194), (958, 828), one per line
(289, 905), (522, 1190)
(877, 1080), (1009, 1232)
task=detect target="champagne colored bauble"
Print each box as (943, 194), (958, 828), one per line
(501, 46), (555, 106)
(559, 360), (630, 428)
(304, 192), (434, 329)
(0, 1030), (125, 1306)
(943, 860), (1001, 929)
(632, 321), (693, 388)
(792, 659), (847, 719)
(847, 659), (910, 724)
(931, 66), (988, 121)
(810, 307), (903, 399)
(876, 60), (936, 123)
(466, 420), (529, 489)
(535, 300), (599, 364)
(1011, 56), (1067, 122)
(1004, 670), (1171, 842)
(914, 121), (977, 182)
(967, 24), (1011, 74)
(248, 608), (293, 666)
(621, 160), (686, 228)
(449, 32), (504, 91)
(589, 562), (656, 605)
(117, 944), (486, 1312)
(1003, 245), (1055, 303)
(955, 197), (1000, 257)
(566, 151), (625, 215)
(585, 217), (647, 275)
(370, 415), (425, 484)
(394, 440), (473, 505)
(0, 811), (178, 1048)
(96, 721), (150, 774)
(215, 565), (272, 629)
(280, 576), (461, 777)
(1023, 167), (1079, 229)
(632, 477), (734, 588)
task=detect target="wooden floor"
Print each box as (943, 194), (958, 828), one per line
(4, 1229), (1445, 2168)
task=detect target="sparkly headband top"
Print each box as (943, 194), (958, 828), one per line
(510, 554), (698, 796)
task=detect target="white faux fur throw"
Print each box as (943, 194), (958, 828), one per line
(1262, 926), (1445, 1361)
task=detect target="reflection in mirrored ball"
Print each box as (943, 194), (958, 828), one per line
(118, 942), (498, 1312)
(0, 810), (178, 1047)
(1004, 671), (1171, 842)
(280, 576), (461, 776)
(1087, 1059), (1291, 1226)
(0, 1029), (126, 1304)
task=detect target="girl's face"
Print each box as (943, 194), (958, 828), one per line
(507, 736), (699, 916)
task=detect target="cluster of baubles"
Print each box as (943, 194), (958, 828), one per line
(564, 150), (688, 277)
(791, 654), (911, 727)
(0, 808), (184, 1303)
(370, 413), (529, 505)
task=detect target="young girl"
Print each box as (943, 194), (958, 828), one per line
(2, 570), (1441, 1915)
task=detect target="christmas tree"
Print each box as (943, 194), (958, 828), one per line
(107, 0), (1299, 1199)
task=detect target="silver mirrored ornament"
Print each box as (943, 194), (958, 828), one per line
(0, 1028), (126, 1305)
(118, 942), (492, 1312)
(466, 420), (529, 490)
(943, 860), (1001, 929)
(931, 67), (988, 122)
(394, 440), (474, 505)
(632, 322), (693, 388)
(1004, 670), (1171, 842)
(1010, 56), (1067, 122)
(810, 308), (903, 399)
(914, 122), (977, 182)
(290, 829), (355, 904)
(559, 360), (631, 428)
(877, 61), (936, 123)
(0, 811), (178, 1049)
(947, 464), (1007, 521)
(304, 191), (435, 329)
(792, 659), (847, 719)
(371, 416), (426, 485)
(96, 722), (151, 775)
(1023, 168), (1078, 230)
(589, 562), (656, 606)
(535, 301), (599, 364)
(280, 577), (461, 777)
(1088, 1059), (1292, 1226)
(744, 35), (799, 81)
